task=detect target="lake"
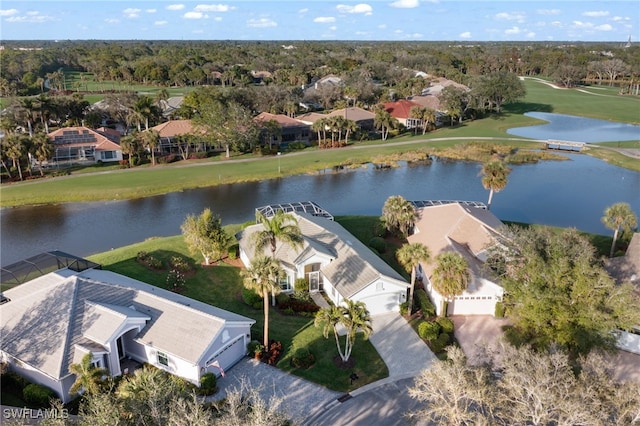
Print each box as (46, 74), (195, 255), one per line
(1, 153), (639, 267)
(507, 112), (640, 143)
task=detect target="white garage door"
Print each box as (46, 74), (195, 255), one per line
(358, 293), (401, 315)
(207, 335), (245, 374)
(448, 295), (495, 316)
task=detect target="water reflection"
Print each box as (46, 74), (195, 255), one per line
(2, 154), (638, 266)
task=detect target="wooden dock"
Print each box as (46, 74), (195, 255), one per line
(545, 140), (586, 151)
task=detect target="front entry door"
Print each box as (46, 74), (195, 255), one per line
(309, 271), (320, 292)
(116, 336), (125, 360)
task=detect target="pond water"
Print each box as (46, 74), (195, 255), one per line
(1, 153), (639, 266)
(507, 112), (640, 143)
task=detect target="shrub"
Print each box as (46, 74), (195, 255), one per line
(418, 321), (441, 341)
(294, 278), (308, 292)
(288, 142), (307, 151)
(369, 236), (386, 253)
(415, 289), (436, 318)
(227, 243), (239, 260)
(137, 251), (162, 269)
(275, 293), (290, 305)
(399, 301), (409, 316)
(167, 269), (185, 291)
(277, 298), (320, 314)
(495, 301), (506, 318)
(23, 383), (55, 405)
(187, 152), (208, 160)
(430, 333), (451, 353)
(199, 372), (217, 396)
(242, 288), (262, 307)
(157, 154), (178, 164)
(291, 347), (315, 369)
(436, 317), (454, 334)
(247, 340), (263, 356)
(169, 256), (192, 272)
(266, 341), (283, 365)
(293, 290), (311, 302)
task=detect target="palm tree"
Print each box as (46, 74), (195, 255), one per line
(3, 134), (26, 181)
(602, 202), (638, 258)
(253, 209), (303, 258)
(397, 242), (432, 316)
(315, 300), (373, 363)
(431, 252), (470, 316)
(343, 119), (358, 145)
(30, 132), (53, 176)
(382, 195), (416, 238)
(139, 129), (160, 166)
(311, 118), (327, 147)
(421, 107), (436, 135)
(69, 352), (107, 396)
(241, 255), (284, 348)
(120, 134), (141, 167)
(410, 106), (425, 135)
(374, 106), (395, 141)
(480, 160), (511, 210)
(133, 95), (158, 131)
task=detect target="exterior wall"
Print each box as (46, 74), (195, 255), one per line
(137, 344), (201, 385)
(2, 353), (69, 403)
(350, 278), (407, 314)
(425, 276), (503, 316)
(97, 150), (123, 163)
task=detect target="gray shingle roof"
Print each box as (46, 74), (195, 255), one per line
(0, 269), (254, 380)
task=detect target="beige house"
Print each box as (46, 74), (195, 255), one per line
(237, 212), (409, 315)
(407, 203), (505, 316)
(0, 268), (254, 402)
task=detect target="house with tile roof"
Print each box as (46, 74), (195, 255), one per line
(254, 112), (310, 146)
(237, 212), (409, 315)
(0, 268), (255, 403)
(149, 119), (208, 157)
(384, 99), (423, 130)
(48, 127), (123, 164)
(407, 203), (505, 316)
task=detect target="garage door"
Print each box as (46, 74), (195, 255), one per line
(448, 295), (495, 316)
(358, 293), (401, 315)
(207, 336), (245, 375)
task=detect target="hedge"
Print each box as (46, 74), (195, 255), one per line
(436, 317), (454, 334)
(415, 288), (436, 318)
(23, 383), (56, 405)
(418, 320), (440, 341)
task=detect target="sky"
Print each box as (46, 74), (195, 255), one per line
(0, 0), (637, 42)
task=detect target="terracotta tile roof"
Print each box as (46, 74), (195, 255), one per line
(48, 127), (121, 152)
(254, 112), (307, 128)
(383, 100), (422, 119)
(150, 120), (200, 138)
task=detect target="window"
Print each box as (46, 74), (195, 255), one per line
(157, 352), (169, 367)
(103, 151), (114, 159)
(279, 275), (291, 291)
(376, 282), (384, 291)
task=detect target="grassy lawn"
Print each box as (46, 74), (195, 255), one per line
(87, 226), (390, 393)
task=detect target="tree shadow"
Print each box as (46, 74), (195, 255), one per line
(502, 101), (553, 115)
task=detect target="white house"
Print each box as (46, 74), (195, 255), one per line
(237, 212), (410, 315)
(407, 202), (505, 316)
(606, 232), (640, 354)
(48, 127), (123, 164)
(0, 268), (255, 403)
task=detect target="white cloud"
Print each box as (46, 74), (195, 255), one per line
(572, 20), (592, 29)
(247, 18), (277, 28)
(214, 16), (222, 21)
(526, 31), (536, 38)
(595, 24), (612, 31)
(299, 8), (309, 13)
(104, 18), (120, 24)
(184, 11), (207, 19)
(123, 8), (141, 18)
(154, 20), (168, 26)
(495, 12), (525, 23)
(378, 23), (387, 29)
(314, 16), (336, 23)
(505, 26), (521, 35)
(551, 21), (562, 27)
(583, 11), (609, 17)
(146, 9), (157, 13)
(337, 4), (373, 15)
(411, 33), (424, 38)
(459, 31), (471, 39)
(195, 4), (233, 12)
(6, 12), (55, 23)
(537, 9), (560, 16)
(612, 16), (630, 22)
(167, 4), (185, 11)
(389, 0), (420, 9)
(0, 8), (19, 16)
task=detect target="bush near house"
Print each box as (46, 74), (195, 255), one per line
(242, 287), (263, 309)
(369, 236), (387, 253)
(430, 333), (452, 353)
(418, 320), (441, 341)
(23, 383), (56, 406)
(415, 288), (436, 318)
(277, 298), (320, 315)
(435, 317), (454, 334)
(169, 255), (193, 273)
(137, 251), (163, 270)
(291, 347), (315, 369)
(198, 372), (217, 396)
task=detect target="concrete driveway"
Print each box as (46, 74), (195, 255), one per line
(451, 315), (511, 364)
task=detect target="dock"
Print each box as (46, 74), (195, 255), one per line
(545, 140), (586, 151)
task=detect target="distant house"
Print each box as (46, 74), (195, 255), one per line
(48, 127), (122, 164)
(407, 203), (505, 316)
(158, 96), (184, 118)
(420, 76), (470, 97)
(0, 267), (255, 403)
(606, 233), (640, 354)
(295, 112), (327, 125)
(254, 112), (310, 146)
(149, 120), (207, 156)
(237, 210), (409, 314)
(384, 99), (423, 129)
(327, 107), (376, 131)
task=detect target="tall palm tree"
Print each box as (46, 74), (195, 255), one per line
(253, 209), (303, 257)
(120, 134), (141, 167)
(421, 107), (436, 135)
(3, 134), (26, 181)
(480, 160), (511, 210)
(315, 300), (373, 363)
(374, 106), (395, 141)
(602, 202), (638, 258)
(382, 195), (416, 238)
(69, 352), (107, 396)
(410, 106), (425, 135)
(431, 252), (470, 316)
(311, 118), (326, 147)
(343, 119), (358, 145)
(30, 132), (53, 176)
(241, 255), (284, 348)
(397, 242), (432, 316)
(139, 129), (160, 166)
